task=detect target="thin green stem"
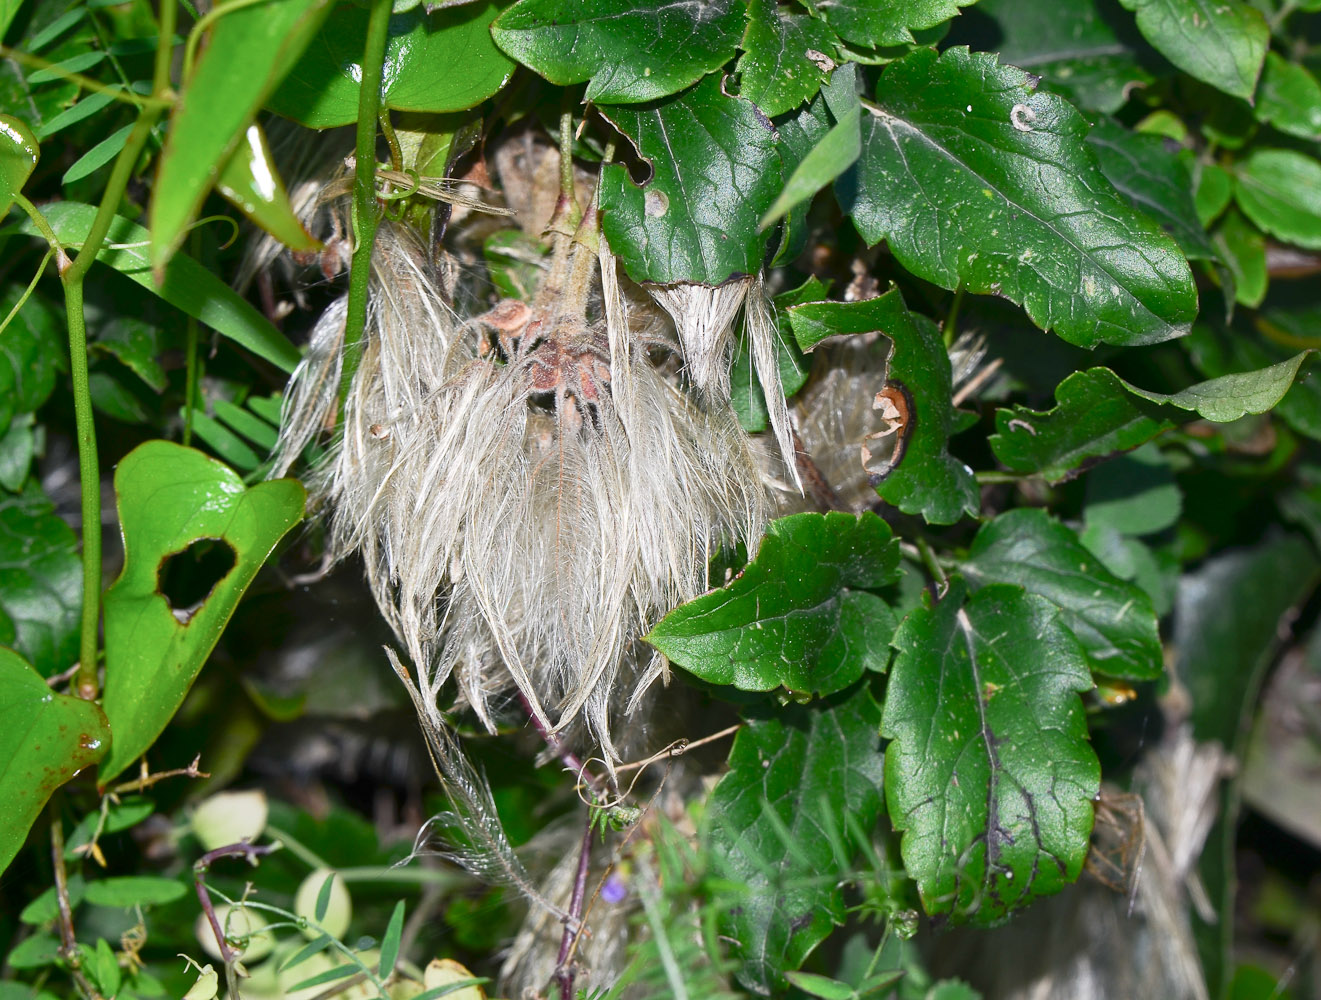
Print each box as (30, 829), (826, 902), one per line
(182, 231), (201, 446)
(337, 0), (393, 410)
(974, 470), (1025, 485)
(559, 110), (574, 199)
(915, 537), (948, 589)
(943, 285), (964, 349)
(380, 109), (402, 172)
(60, 0), (176, 700)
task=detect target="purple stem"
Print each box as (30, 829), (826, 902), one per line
(554, 816), (595, 1000)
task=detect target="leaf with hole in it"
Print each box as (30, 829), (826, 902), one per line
(706, 685), (884, 993)
(1086, 118), (1217, 263)
(0, 114), (38, 219)
(150, 0), (334, 271)
(16, 202), (301, 373)
(492, 0), (741, 104)
(598, 75), (790, 286)
(266, 2), (514, 129)
(882, 580), (1099, 926)
(0, 648), (110, 877)
(737, 0), (839, 118)
(837, 47), (1197, 349)
(216, 123), (320, 253)
(99, 441), (304, 782)
(967, 0), (1156, 114)
(646, 512), (900, 695)
(962, 509), (1163, 680)
(0, 486), (82, 678)
(815, 0), (976, 46)
(1234, 148), (1321, 251)
(789, 289), (978, 525)
(1118, 0), (1267, 100)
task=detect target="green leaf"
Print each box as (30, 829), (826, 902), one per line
(789, 290), (979, 525)
(215, 123), (320, 253)
(17, 202), (301, 373)
(730, 276), (821, 432)
(288, 963), (360, 993)
(966, 0), (1156, 114)
(266, 2), (515, 129)
(882, 581), (1100, 926)
(0, 649), (111, 877)
(150, 0), (334, 270)
(782, 971), (856, 1000)
(0, 486), (82, 677)
(0, 113), (38, 219)
(1082, 443), (1180, 536)
(99, 441), (304, 782)
(599, 75), (788, 285)
(838, 47), (1197, 349)
(36, 89), (119, 140)
(1234, 148), (1321, 250)
(645, 511), (899, 695)
(378, 900), (404, 977)
(1086, 117), (1217, 262)
(0, 414), (35, 492)
(706, 685), (884, 992)
(492, 0), (741, 104)
(61, 122), (133, 186)
(280, 933), (334, 972)
(5, 932), (61, 969)
(736, 0), (838, 117)
(962, 508), (1163, 680)
(0, 286), (64, 432)
(1124, 349), (1312, 420)
(814, 0), (975, 46)
(989, 368), (1174, 482)
(1176, 534), (1320, 747)
(760, 67), (861, 229)
(1211, 207), (1266, 308)
(84, 875), (187, 907)
(1193, 159), (1232, 228)
(1117, 0), (1267, 99)
(86, 941), (122, 1000)
(1256, 52), (1321, 141)
(20, 874), (86, 925)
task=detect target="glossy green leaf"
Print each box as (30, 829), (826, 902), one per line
(18, 202), (301, 373)
(761, 67), (861, 229)
(36, 89), (119, 140)
(1234, 148), (1321, 250)
(706, 685), (884, 992)
(1256, 52), (1321, 141)
(1193, 159), (1233, 227)
(1124, 348), (1312, 420)
(599, 75), (788, 285)
(0, 648), (110, 877)
(815, 0), (975, 46)
(0, 487), (82, 678)
(0, 114), (38, 219)
(838, 47), (1197, 349)
(1118, 0), (1267, 99)
(99, 441), (304, 781)
(83, 875), (187, 907)
(645, 512), (899, 695)
(962, 508), (1163, 680)
(150, 0), (334, 270)
(966, 0), (1156, 114)
(882, 581), (1099, 925)
(789, 290), (979, 524)
(215, 123), (320, 253)
(266, 3), (514, 128)
(731, 276), (822, 432)
(736, 0), (838, 117)
(989, 368), (1174, 482)
(1082, 443), (1180, 537)
(1087, 117), (1217, 262)
(1211, 207), (1266, 307)
(492, 0), (741, 104)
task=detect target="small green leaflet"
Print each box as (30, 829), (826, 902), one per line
(882, 581), (1100, 926)
(645, 512), (899, 696)
(1118, 0), (1267, 100)
(1234, 149), (1321, 251)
